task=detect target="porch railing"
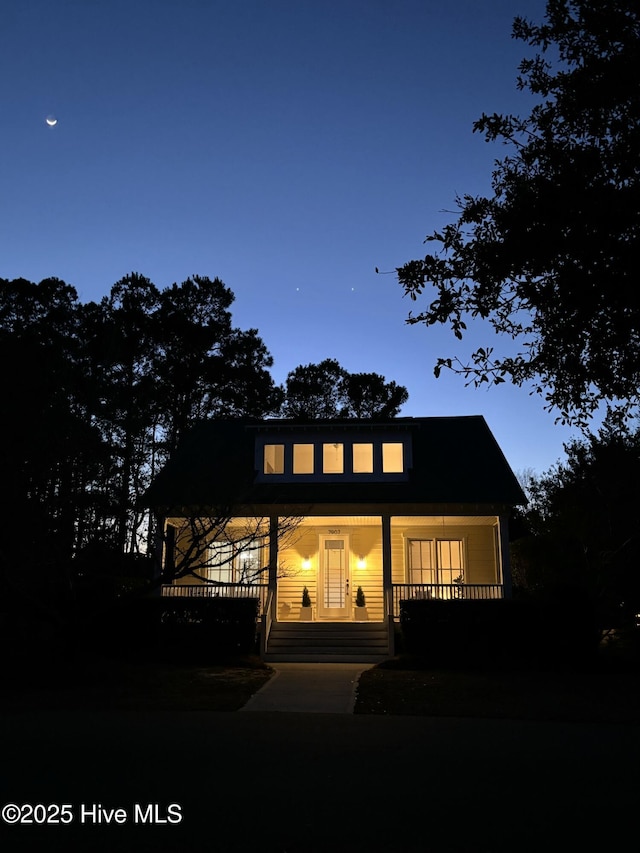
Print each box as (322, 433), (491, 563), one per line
(161, 583), (269, 615)
(260, 588), (275, 658)
(391, 583), (503, 618)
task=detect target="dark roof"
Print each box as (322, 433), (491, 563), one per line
(145, 416), (526, 511)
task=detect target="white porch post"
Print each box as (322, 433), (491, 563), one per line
(268, 515), (279, 600)
(382, 514), (392, 616)
(382, 514), (394, 655)
(498, 514), (513, 599)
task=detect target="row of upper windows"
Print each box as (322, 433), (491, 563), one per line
(263, 441), (404, 475)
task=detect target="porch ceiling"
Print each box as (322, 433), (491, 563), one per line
(297, 515), (498, 527)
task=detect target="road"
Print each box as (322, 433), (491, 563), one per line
(1, 709), (636, 852)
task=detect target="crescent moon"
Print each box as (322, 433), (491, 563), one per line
(45, 116), (58, 126)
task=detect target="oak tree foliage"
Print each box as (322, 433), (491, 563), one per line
(0, 274), (282, 605)
(512, 421), (640, 625)
(397, 0), (640, 425)
(283, 358), (408, 420)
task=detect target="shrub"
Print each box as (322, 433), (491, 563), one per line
(399, 597), (599, 670)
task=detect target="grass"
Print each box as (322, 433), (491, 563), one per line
(1, 654), (273, 713)
(354, 656), (640, 723)
(2, 642), (638, 722)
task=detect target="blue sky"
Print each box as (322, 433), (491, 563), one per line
(1, 0), (584, 476)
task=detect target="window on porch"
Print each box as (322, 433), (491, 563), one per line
(205, 539), (265, 584)
(408, 539), (464, 590)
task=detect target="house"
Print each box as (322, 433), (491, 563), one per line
(146, 416), (525, 661)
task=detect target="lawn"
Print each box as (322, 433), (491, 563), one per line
(354, 656), (640, 723)
(1, 655), (273, 713)
(3, 649), (638, 722)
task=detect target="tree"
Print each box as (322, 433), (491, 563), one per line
(341, 372), (408, 418)
(511, 421), (640, 626)
(0, 277), (108, 608)
(89, 273), (162, 553)
(283, 358), (409, 419)
(82, 274), (283, 555)
(283, 358), (347, 419)
(395, 0), (640, 426)
(0, 273), (287, 605)
(154, 276), (283, 456)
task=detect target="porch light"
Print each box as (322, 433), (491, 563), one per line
(302, 557), (312, 570)
(357, 556), (366, 569)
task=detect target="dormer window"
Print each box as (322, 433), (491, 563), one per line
(293, 444), (314, 474)
(382, 442), (403, 473)
(323, 443), (344, 473)
(257, 430), (411, 481)
(264, 444), (284, 474)
(352, 443), (373, 473)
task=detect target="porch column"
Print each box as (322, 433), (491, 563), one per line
(498, 514), (513, 599)
(160, 520), (176, 587)
(151, 514), (166, 587)
(381, 514), (392, 617)
(268, 516), (279, 594)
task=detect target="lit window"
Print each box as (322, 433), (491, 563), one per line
(408, 539), (464, 597)
(382, 442), (403, 472)
(323, 442), (344, 473)
(264, 444), (284, 474)
(436, 540), (464, 584)
(206, 539), (264, 584)
(409, 540), (435, 585)
(293, 443), (314, 474)
(352, 443), (373, 473)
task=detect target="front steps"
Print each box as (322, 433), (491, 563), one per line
(263, 621), (390, 663)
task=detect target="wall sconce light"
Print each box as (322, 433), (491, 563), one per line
(302, 557), (312, 570)
(356, 556), (366, 570)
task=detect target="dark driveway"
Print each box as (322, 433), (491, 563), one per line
(1, 709), (637, 852)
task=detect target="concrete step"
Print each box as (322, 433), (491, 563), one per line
(268, 635), (388, 647)
(264, 621), (390, 662)
(263, 653), (389, 663)
(269, 623), (386, 635)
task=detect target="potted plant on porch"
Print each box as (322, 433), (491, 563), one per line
(354, 586), (368, 621)
(300, 586), (313, 620)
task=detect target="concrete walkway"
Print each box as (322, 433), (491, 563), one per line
(241, 662), (372, 713)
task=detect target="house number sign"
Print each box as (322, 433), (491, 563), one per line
(328, 528), (341, 534)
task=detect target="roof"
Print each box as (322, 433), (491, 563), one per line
(145, 416), (526, 511)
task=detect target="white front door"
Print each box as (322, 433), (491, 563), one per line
(318, 534), (351, 620)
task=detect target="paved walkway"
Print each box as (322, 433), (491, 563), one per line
(241, 662), (372, 713)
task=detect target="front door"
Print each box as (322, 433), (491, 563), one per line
(318, 534), (351, 619)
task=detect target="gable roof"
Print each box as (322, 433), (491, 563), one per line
(145, 416), (526, 511)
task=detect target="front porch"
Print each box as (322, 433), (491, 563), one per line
(161, 512), (510, 659)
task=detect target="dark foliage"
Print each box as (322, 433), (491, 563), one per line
(400, 597), (599, 669)
(64, 595), (260, 661)
(283, 358), (408, 420)
(396, 0), (640, 426)
(0, 274), (281, 613)
(512, 422), (640, 628)
(156, 596), (260, 659)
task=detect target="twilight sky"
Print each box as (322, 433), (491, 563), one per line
(1, 0), (584, 476)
